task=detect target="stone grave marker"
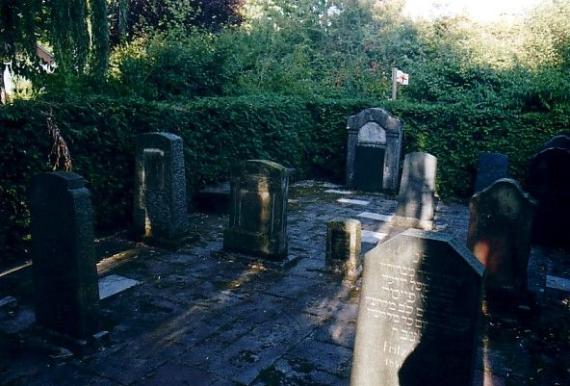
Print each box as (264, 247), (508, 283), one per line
(326, 218), (362, 280)
(133, 132), (188, 246)
(527, 147), (570, 247)
(346, 108), (403, 193)
(474, 152), (509, 192)
(468, 179), (536, 295)
(392, 152), (437, 230)
(542, 134), (570, 150)
(223, 160), (289, 259)
(29, 172), (100, 338)
(351, 229), (484, 386)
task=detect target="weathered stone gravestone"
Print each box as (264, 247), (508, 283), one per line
(527, 147), (570, 247)
(133, 132), (188, 246)
(474, 152), (509, 192)
(326, 218), (361, 280)
(346, 108), (403, 193)
(542, 134), (570, 150)
(223, 160), (289, 259)
(468, 179), (536, 295)
(351, 230), (484, 386)
(29, 172), (100, 339)
(392, 152), (437, 230)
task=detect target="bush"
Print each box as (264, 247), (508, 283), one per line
(1, 95), (568, 266)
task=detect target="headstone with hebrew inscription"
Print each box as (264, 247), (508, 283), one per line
(29, 172), (100, 338)
(351, 229), (484, 386)
(223, 160), (289, 259)
(527, 147), (570, 247)
(474, 152), (508, 193)
(392, 152), (437, 230)
(346, 108), (403, 193)
(133, 132), (188, 246)
(468, 179), (536, 294)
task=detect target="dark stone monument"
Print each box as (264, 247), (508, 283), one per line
(223, 160), (289, 259)
(326, 218), (362, 280)
(133, 132), (188, 246)
(468, 179), (536, 295)
(542, 134), (570, 150)
(350, 229), (484, 386)
(29, 172), (100, 339)
(527, 147), (570, 247)
(392, 152), (437, 230)
(474, 152), (508, 192)
(346, 108), (403, 193)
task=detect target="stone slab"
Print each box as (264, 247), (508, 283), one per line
(98, 275), (141, 300)
(325, 189), (355, 195)
(357, 212), (393, 222)
(337, 198), (370, 206)
(361, 230), (388, 244)
(545, 275), (570, 292)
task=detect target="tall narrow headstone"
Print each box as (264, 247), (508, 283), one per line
(346, 108), (403, 193)
(326, 218), (362, 280)
(527, 147), (570, 247)
(223, 160), (289, 259)
(133, 132), (188, 246)
(392, 152), (437, 230)
(29, 172), (100, 338)
(474, 152), (508, 192)
(468, 179), (536, 294)
(351, 230), (484, 386)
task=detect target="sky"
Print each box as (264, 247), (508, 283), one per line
(402, 0), (543, 22)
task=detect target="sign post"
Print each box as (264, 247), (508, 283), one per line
(391, 67), (409, 100)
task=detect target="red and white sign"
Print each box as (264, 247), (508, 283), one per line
(396, 69), (409, 85)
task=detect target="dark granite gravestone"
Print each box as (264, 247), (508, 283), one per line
(542, 134), (570, 150)
(392, 152), (437, 230)
(474, 152), (509, 192)
(346, 108), (403, 193)
(468, 179), (536, 295)
(133, 132), (188, 246)
(223, 160), (289, 259)
(527, 147), (570, 247)
(29, 172), (100, 339)
(350, 229), (484, 386)
(326, 218), (362, 280)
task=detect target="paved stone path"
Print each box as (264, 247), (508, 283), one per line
(0, 180), (568, 386)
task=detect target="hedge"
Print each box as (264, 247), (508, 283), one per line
(1, 95), (568, 265)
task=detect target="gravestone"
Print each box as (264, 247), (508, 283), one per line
(326, 218), (362, 280)
(392, 152), (437, 230)
(350, 230), (484, 386)
(468, 179), (536, 295)
(29, 172), (100, 339)
(542, 134), (570, 150)
(133, 132), (188, 246)
(474, 152), (509, 192)
(527, 147), (570, 247)
(223, 160), (289, 259)
(346, 108), (403, 193)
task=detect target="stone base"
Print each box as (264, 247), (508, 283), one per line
(391, 215), (433, 230)
(223, 229), (287, 260)
(211, 249), (300, 269)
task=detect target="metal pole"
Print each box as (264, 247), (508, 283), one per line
(391, 67), (398, 100)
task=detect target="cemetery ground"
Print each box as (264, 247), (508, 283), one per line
(1, 180), (569, 386)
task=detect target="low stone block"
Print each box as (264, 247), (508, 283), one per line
(474, 152), (508, 193)
(326, 218), (362, 279)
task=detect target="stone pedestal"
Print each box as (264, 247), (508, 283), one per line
(350, 230), (484, 386)
(468, 179), (536, 295)
(392, 152), (437, 230)
(133, 132), (188, 246)
(223, 160), (289, 259)
(346, 108), (403, 193)
(326, 218), (362, 280)
(29, 172), (100, 339)
(474, 152), (508, 193)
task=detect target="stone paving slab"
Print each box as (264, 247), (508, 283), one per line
(1, 180), (569, 386)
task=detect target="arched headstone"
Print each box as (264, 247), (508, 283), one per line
(474, 152), (508, 193)
(346, 108), (403, 193)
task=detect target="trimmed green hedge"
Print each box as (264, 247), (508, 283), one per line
(1, 95), (568, 265)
